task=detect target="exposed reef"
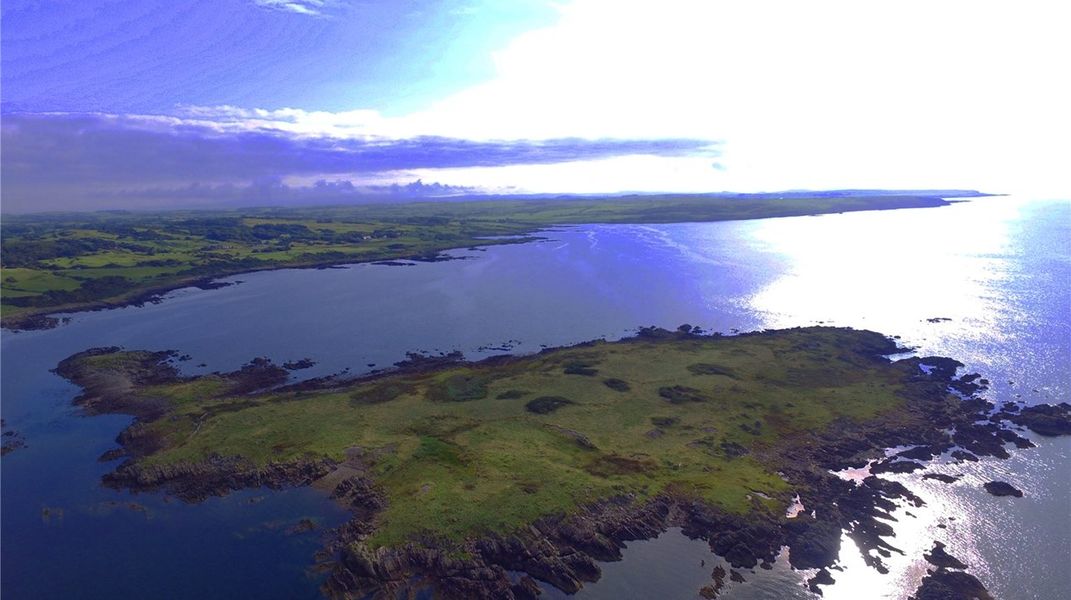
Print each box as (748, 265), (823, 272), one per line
(1, 419), (27, 456)
(982, 481), (1023, 498)
(283, 358), (317, 370)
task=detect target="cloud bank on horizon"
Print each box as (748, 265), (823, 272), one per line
(2, 0), (1069, 212)
(1, 111), (716, 209)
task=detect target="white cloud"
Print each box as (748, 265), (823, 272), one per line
(173, 105), (402, 138)
(396, 0), (1071, 194)
(138, 0), (1071, 195)
(394, 156), (730, 195)
(251, 0), (328, 16)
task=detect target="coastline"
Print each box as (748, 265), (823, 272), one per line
(1, 194), (959, 332)
(51, 326), (1070, 599)
(0, 243), (528, 333)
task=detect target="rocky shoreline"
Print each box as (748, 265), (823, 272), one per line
(2, 277), (239, 332)
(2, 248), (505, 333)
(320, 354), (1068, 599)
(52, 330), (1071, 599)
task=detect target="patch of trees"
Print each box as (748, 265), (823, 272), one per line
(0, 238), (161, 267)
(163, 220), (373, 245)
(402, 216), (451, 226)
(2, 238), (119, 267)
(2, 276), (134, 307)
(250, 223), (315, 240)
(93, 225), (169, 241)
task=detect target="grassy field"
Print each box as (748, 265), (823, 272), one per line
(59, 326), (915, 549)
(1, 193), (954, 328)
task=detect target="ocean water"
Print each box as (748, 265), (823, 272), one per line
(2, 196), (1067, 598)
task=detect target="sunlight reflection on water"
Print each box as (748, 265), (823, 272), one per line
(3, 197), (1066, 599)
(748, 199), (1017, 355)
(569, 197), (1069, 599)
(718, 197), (1069, 599)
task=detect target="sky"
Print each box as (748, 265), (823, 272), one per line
(2, 0), (1069, 212)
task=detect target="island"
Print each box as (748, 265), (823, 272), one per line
(0, 191), (979, 330)
(54, 325), (1067, 599)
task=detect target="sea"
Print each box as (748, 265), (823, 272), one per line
(2, 195), (1068, 599)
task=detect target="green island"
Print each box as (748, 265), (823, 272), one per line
(54, 324), (1065, 599)
(1, 193), (960, 330)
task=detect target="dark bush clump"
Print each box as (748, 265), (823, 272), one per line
(687, 363), (739, 379)
(428, 374), (491, 402)
(658, 385), (708, 404)
(563, 361), (598, 376)
(525, 396), (575, 415)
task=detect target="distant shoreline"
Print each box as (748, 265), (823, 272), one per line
(1, 193), (967, 331)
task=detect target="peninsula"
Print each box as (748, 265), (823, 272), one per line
(54, 325), (1068, 598)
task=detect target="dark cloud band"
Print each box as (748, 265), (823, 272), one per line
(0, 111), (719, 211)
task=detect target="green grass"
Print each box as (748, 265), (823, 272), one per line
(60, 327), (919, 550)
(1, 267), (82, 295)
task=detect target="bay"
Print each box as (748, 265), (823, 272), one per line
(2, 196), (1067, 598)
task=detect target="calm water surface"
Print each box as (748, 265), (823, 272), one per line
(2, 196), (1068, 598)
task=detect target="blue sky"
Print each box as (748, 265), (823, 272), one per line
(2, 0), (556, 114)
(2, 0), (1069, 211)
